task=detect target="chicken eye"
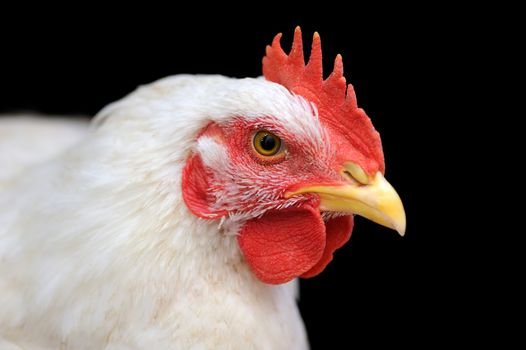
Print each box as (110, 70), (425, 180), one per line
(253, 131), (282, 157)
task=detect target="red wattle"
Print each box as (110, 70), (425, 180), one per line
(238, 204), (326, 284)
(301, 215), (353, 278)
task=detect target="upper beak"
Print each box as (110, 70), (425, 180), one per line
(286, 171), (406, 236)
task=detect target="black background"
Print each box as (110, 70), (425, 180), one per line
(0, 7), (482, 348)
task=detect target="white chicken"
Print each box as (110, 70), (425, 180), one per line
(0, 28), (405, 349)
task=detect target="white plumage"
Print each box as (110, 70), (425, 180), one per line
(0, 76), (312, 349)
(0, 116), (89, 182)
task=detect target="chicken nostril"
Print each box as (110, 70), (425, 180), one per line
(342, 162), (370, 185)
(342, 170), (360, 185)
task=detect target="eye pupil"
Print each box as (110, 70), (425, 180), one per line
(260, 134), (276, 151)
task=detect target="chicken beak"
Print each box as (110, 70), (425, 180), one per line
(286, 172), (406, 236)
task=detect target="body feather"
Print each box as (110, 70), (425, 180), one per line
(0, 76), (308, 349)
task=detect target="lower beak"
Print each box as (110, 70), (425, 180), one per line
(286, 172), (406, 236)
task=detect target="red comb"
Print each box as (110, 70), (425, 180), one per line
(263, 27), (384, 174)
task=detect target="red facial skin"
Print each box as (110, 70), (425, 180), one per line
(182, 118), (369, 284)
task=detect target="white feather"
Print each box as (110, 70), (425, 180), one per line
(0, 75), (314, 349)
(195, 136), (230, 171)
(0, 116), (89, 182)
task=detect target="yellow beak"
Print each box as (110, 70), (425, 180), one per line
(286, 172), (406, 236)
